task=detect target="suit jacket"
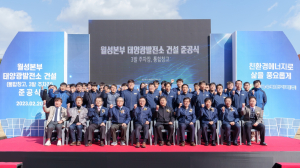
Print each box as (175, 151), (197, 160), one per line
(67, 106), (88, 127)
(240, 105), (263, 124)
(43, 106), (68, 127)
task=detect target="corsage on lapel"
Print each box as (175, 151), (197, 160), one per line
(166, 109), (170, 113)
(120, 110), (125, 114)
(210, 107), (214, 112)
(143, 107), (147, 111)
(189, 109), (193, 113)
(230, 107), (234, 111)
(101, 109), (105, 113)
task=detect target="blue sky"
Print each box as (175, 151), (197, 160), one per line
(0, 0), (299, 58)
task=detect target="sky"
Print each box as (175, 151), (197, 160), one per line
(0, 0), (299, 58)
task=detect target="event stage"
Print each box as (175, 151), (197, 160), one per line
(0, 136), (300, 168)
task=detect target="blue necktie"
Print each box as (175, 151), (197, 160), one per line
(54, 107), (59, 122)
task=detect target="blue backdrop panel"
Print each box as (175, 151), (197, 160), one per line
(210, 34), (232, 86)
(0, 32), (66, 120)
(67, 34), (90, 84)
(232, 31), (300, 119)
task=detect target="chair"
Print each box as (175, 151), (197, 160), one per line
(130, 120), (153, 146)
(65, 120), (88, 145)
(153, 120), (175, 146)
(84, 121), (108, 145)
(219, 120), (242, 145)
(196, 120), (220, 145)
(106, 119), (130, 146)
(241, 120), (259, 144)
(175, 120), (199, 145)
(43, 120), (66, 145)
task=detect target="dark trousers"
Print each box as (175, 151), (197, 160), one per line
(222, 123), (241, 142)
(244, 122), (265, 143)
(111, 124), (127, 142)
(155, 123), (174, 142)
(69, 123), (83, 142)
(135, 124), (150, 142)
(47, 121), (63, 139)
(202, 123), (216, 142)
(179, 123), (195, 142)
(87, 123), (106, 141)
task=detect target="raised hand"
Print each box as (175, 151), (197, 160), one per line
(232, 90), (235, 95)
(67, 103), (70, 109)
(178, 91), (180, 95)
(91, 104), (94, 108)
(43, 100), (46, 105)
(156, 105), (159, 111)
(134, 104), (137, 109)
(110, 104), (113, 109)
(222, 106), (225, 113)
(171, 79), (174, 83)
(159, 91), (162, 96)
(146, 90), (149, 94)
(179, 103), (182, 108)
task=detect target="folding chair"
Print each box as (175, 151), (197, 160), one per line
(107, 119), (130, 146)
(130, 120), (153, 146)
(43, 120), (66, 145)
(65, 120), (88, 145)
(220, 120), (242, 145)
(175, 120), (199, 145)
(153, 120), (175, 146)
(84, 121), (108, 145)
(241, 120), (260, 144)
(196, 120), (220, 145)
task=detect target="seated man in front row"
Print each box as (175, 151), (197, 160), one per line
(133, 97), (152, 148)
(176, 97), (196, 146)
(220, 97), (241, 146)
(43, 98), (68, 146)
(109, 97), (131, 146)
(67, 96), (88, 146)
(200, 98), (218, 146)
(154, 96), (175, 146)
(240, 96), (267, 146)
(86, 97), (108, 147)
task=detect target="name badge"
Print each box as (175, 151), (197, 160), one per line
(189, 109), (193, 113)
(170, 96), (173, 97)
(134, 93), (137, 94)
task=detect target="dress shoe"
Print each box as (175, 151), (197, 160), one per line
(180, 141), (185, 146)
(190, 142), (196, 146)
(76, 141), (81, 146)
(86, 141), (92, 147)
(211, 141), (216, 146)
(136, 142), (140, 148)
(205, 142), (209, 146)
(141, 142), (146, 148)
(233, 142), (238, 146)
(260, 142), (267, 146)
(159, 141), (164, 146)
(166, 141), (171, 146)
(70, 141), (76, 146)
(227, 141), (231, 146)
(247, 142), (251, 146)
(100, 141), (104, 146)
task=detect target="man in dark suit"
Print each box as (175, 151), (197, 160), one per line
(200, 98), (218, 146)
(154, 96), (175, 146)
(220, 97), (240, 146)
(86, 97), (108, 146)
(240, 96), (267, 146)
(83, 82), (101, 108)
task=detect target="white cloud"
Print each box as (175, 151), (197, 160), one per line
(57, 0), (183, 34)
(0, 7), (33, 58)
(284, 1), (300, 30)
(268, 2), (278, 11)
(265, 20), (277, 28)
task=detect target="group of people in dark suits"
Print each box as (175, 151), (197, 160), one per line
(42, 78), (267, 147)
